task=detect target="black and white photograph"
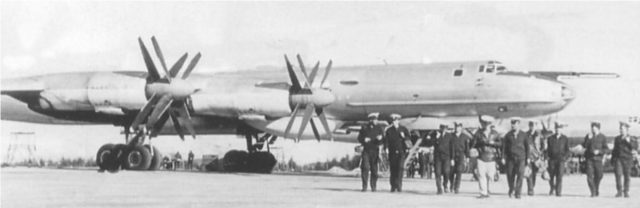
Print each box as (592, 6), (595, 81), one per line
(1, 1), (639, 207)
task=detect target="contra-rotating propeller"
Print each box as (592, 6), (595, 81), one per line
(130, 36), (202, 140)
(283, 54), (335, 142)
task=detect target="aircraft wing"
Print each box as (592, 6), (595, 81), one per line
(528, 71), (620, 80)
(1, 77), (45, 104)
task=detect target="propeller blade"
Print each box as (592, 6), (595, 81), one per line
(317, 109), (333, 141)
(178, 102), (196, 138)
(308, 61), (320, 86)
(296, 54), (311, 88)
(151, 36), (170, 79)
(296, 106), (315, 142)
(178, 101), (192, 120)
(285, 55), (302, 91)
(181, 52), (201, 79)
(146, 95), (174, 129)
(284, 103), (301, 138)
(149, 111), (170, 138)
(320, 60), (332, 86)
(169, 111), (185, 140)
(138, 37), (160, 82)
(131, 93), (161, 128)
(309, 118), (321, 142)
(169, 53), (188, 78)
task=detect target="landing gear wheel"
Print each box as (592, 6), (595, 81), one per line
(96, 143), (115, 171)
(122, 145), (152, 170)
(223, 150), (248, 172)
(247, 152), (277, 173)
(144, 145), (163, 171)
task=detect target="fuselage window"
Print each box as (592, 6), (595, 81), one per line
(497, 66), (506, 72)
(478, 65), (485, 72)
(453, 69), (463, 77)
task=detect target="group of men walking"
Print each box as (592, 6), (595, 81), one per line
(357, 113), (639, 199)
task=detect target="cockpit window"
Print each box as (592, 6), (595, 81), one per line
(478, 65), (485, 72)
(486, 65), (495, 73)
(497, 66), (506, 72)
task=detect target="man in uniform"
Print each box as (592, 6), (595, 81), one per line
(525, 121), (545, 196)
(503, 118), (529, 199)
(357, 112), (384, 192)
(472, 116), (502, 198)
(450, 122), (471, 194)
(383, 113), (410, 192)
(582, 121), (609, 197)
(547, 121), (570, 197)
(425, 123), (452, 194)
(612, 121), (638, 197)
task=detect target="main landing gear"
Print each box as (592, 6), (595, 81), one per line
(222, 133), (278, 173)
(96, 128), (162, 172)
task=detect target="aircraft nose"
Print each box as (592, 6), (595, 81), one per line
(561, 84), (575, 102)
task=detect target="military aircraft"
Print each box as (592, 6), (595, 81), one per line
(1, 37), (619, 173)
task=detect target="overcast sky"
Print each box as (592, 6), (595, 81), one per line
(2, 1), (639, 163)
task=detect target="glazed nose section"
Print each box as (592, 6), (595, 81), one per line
(561, 84), (575, 102)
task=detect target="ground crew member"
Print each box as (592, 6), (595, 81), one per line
(425, 124), (452, 194)
(612, 121), (638, 198)
(173, 151), (182, 170)
(525, 121), (545, 196)
(383, 113), (410, 192)
(503, 118), (529, 199)
(547, 121), (570, 197)
(424, 148), (434, 179)
(582, 121), (608, 197)
(187, 151), (195, 170)
(472, 116), (501, 198)
(357, 112), (384, 192)
(449, 122), (470, 194)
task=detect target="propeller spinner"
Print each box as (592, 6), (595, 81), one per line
(283, 54), (335, 142)
(130, 37), (201, 140)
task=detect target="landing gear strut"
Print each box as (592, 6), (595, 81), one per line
(222, 133), (278, 173)
(96, 127), (163, 172)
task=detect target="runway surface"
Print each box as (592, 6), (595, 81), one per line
(1, 168), (638, 208)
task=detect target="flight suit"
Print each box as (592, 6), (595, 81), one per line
(582, 133), (608, 197)
(525, 130), (545, 195)
(449, 132), (470, 193)
(547, 133), (569, 196)
(611, 134), (638, 197)
(472, 129), (502, 197)
(425, 131), (452, 193)
(384, 125), (410, 192)
(357, 123), (384, 191)
(503, 130), (529, 198)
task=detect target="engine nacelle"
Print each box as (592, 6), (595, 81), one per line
(87, 72), (147, 112)
(191, 91), (291, 118)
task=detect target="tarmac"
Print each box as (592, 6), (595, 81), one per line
(1, 168), (639, 208)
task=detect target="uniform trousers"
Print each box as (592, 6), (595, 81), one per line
(388, 153), (405, 192)
(360, 150), (379, 191)
(476, 160), (496, 196)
